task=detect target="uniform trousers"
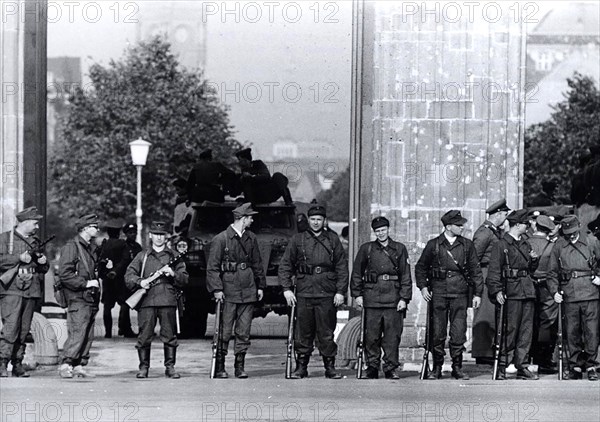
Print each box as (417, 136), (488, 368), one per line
(62, 301), (98, 366)
(136, 306), (178, 349)
(432, 295), (468, 363)
(0, 295), (36, 362)
(295, 296), (337, 357)
(364, 307), (404, 371)
(220, 302), (254, 355)
(564, 300), (599, 370)
(499, 299), (534, 369)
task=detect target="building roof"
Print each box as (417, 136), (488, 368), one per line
(532, 2), (599, 37)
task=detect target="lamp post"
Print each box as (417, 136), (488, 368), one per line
(129, 138), (151, 245)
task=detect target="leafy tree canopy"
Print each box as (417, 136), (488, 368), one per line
(316, 165), (349, 221)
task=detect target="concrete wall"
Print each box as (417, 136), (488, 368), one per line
(355, 2), (527, 347)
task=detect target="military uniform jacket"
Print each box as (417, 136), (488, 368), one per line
(98, 238), (126, 281)
(528, 234), (556, 302)
(350, 240), (412, 308)
(547, 232), (600, 303)
(279, 230), (349, 298)
(125, 247), (188, 308)
(473, 221), (501, 266)
(0, 229), (49, 298)
(415, 234), (483, 298)
(206, 226), (266, 303)
(486, 233), (539, 301)
(58, 235), (100, 304)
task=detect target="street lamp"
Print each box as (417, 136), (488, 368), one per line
(129, 138), (151, 245)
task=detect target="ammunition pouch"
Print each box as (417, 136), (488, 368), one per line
(502, 268), (529, 278)
(362, 270), (378, 284)
(298, 263), (313, 275)
(220, 261), (238, 273)
(430, 268), (446, 279)
(559, 270), (572, 282)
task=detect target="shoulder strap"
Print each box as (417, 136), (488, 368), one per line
(377, 242), (399, 269)
(568, 241), (594, 269)
(434, 237), (442, 267)
(233, 234), (250, 258)
(140, 251), (150, 278)
(74, 240), (93, 280)
(8, 230), (14, 255)
(307, 230), (334, 262)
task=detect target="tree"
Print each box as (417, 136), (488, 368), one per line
(316, 165), (350, 221)
(524, 73), (600, 206)
(49, 36), (240, 225)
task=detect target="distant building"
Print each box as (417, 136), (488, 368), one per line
(271, 138), (337, 160)
(526, 2), (600, 125)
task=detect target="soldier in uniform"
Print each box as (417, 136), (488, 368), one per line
(57, 214), (102, 378)
(415, 210), (483, 379)
(548, 215), (600, 381)
(472, 199), (510, 364)
(206, 203), (266, 378)
(527, 216), (558, 374)
(118, 223), (143, 336)
(0, 207), (49, 377)
(125, 221), (188, 379)
(350, 217), (412, 379)
(486, 209), (540, 380)
(235, 148), (293, 204)
(187, 148), (237, 203)
(279, 205), (348, 379)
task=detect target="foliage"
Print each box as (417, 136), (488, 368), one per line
(524, 72), (600, 205)
(49, 36), (240, 225)
(316, 165), (350, 221)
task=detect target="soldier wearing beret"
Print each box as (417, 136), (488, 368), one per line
(472, 199), (510, 364)
(206, 203), (266, 378)
(547, 215), (600, 381)
(486, 209), (540, 380)
(415, 210), (483, 379)
(235, 148), (293, 205)
(279, 205), (349, 379)
(187, 148), (238, 203)
(57, 214), (103, 378)
(0, 207), (49, 377)
(125, 221), (189, 379)
(527, 216), (559, 374)
(350, 217), (412, 379)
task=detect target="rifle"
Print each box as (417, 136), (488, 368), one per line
(0, 234), (55, 289)
(557, 257), (566, 381)
(125, 252), (187, 309)
(356, 307), (366, 379)
(210, 300), (223, 379)
(419, 295), (432, 380)
(285, 302), (296, 379)
(492, 249), (509, 380)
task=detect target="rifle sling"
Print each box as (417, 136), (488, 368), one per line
(74, 241), (94, 281)
(307, 231), (334, 263)
(568, 242), (595, 271)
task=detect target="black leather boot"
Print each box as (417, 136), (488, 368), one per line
(215, 353), (229, 379)
(164, 346), (181, 379)
(364, 366), (379, 379)
(451, 355), (469, 380)
(323, 356), (342, 379)
(136, 348), (150, 378)
(234, 353), (248, 379)
(290, 354), (309, 379)
(11, 360), (30, 378)
(428, 365), (443, 379)
(0, 359), (9, 378)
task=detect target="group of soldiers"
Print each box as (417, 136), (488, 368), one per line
(1, 197), (599, 381)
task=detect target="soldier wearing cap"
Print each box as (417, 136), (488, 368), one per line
(0, 207), (49, 377)
(57, 214), (103, 378)
(125, 221), (188, 379)
(547, 215), (600, 381)
(415, 210), (483, 379)
(350, 216), (412, 379)
(206, 203), (266, 378)
(187, 148), (237, 203)
(120, 223), (143, 335)
(235, 147), (293, 205)
(172, 178), (193, 236)
(486, 209), (540, 380)
(279, 205), (349, 379)
(472, 199), (510, 364)
(527, 215), (559, 373)
(587, 214), (600, 241)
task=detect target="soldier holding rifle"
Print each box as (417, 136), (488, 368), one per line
(206, 203), (266, 379)
(125, 221), (188, 379)
(415, 210), (483, 380)
(350, 216), (412, 379)
(547, 215), (600, 381)
(0, 207), (50, 378)
(487, 209), (539, 380)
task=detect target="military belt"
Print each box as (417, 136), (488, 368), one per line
(238, 262), (249, 270)
(507, 269), (529, 278)
(571, 270), (593, 278)
(313, 266), (333, 274)
(377, 274), (399, 281)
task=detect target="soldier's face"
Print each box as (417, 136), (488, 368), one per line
(309, 216), (325, 232)
(374, 226), (389, 242)
(242, 215), (254, 230)
(448, 224), (464, 236)
(21, 219), (39, 236)
(149, 233), (167, 247)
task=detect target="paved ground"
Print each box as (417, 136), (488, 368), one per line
(2, 336), (599, 422)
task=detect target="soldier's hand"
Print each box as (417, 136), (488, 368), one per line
(529, 250), (539, 259)
(257, 289), (264, 301)
(592, 276), (600, 286)
(355, 296), (363, 308)
(106, 259), (114, 270)
(473, 295), (482, 309)
(333, 293), (344, 307)
(554, 292), (563, 303)
(19, 252), (32, 264)
(420, 287), (432, 302)
(86, 279), (100, 289)
(496, 291), (505, 305)
(214, 291), (224, 302)
(397, 299), (407, 311)
(140, 278), (152, 289)
(36, 254), (47, 265)
(161, 266), (175, 277)
(283, 290), (296, 307)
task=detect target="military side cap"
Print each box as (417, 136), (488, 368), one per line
(235, 147), (252, 161)
(104, 218), (124, 229)
(307, 205), (326, 218)
(486, 198), (510, 215)
(199, 148), (213, 160)
(536, 215), (555, 232)
(588, 215), (600, 233)
(76, 214), (100, 231)
(16, 206), (43, 222)
(149, 221), (169, 234)
(561, 215), (580, 235)
(371, 216), (390, 230)
(123, 222), (137, 233)
(528, 208), (547, 219)
(506, 209), (529, 224)
(233, 202), (258, 218)
(441, 210), (467, 226)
